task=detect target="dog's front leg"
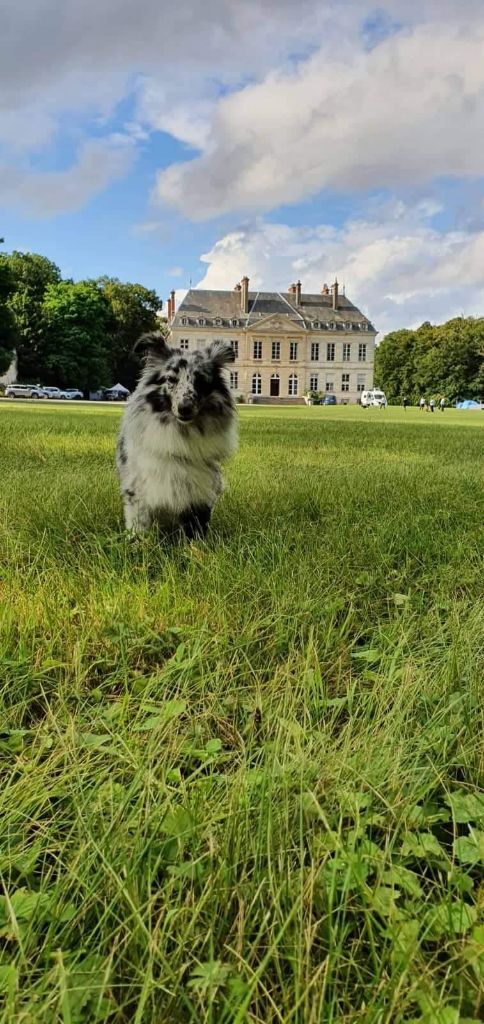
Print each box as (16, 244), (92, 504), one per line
(123, 490), (152, 533)
(180, 504), (212, 541)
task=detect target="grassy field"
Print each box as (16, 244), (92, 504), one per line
(0, 402), (483, 1024)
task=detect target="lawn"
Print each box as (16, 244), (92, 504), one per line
(0, 403), (483, 1024)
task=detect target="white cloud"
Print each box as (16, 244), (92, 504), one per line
(0, 107), (59, 155)
(155, 19), (484, 218)
(0, 0), (333, 133)
(196, 205), (484, 334)
(0, 0), (335, 213)
(1, 0), (484, 222)
(132, 219), (174, 243)
(0, 138), (136, 216)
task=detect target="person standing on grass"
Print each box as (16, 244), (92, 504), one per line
(402, 396), (407, 411)
(419, 396), (425, 411)
(429, 398), (435, 413)
(440, 396), (446, 411)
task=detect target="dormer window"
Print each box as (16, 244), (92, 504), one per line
(198, 317), (206, 326)
(329, 322), (336, 330)
(231, 318), (238, 327)
(361, 322), (368, 331)
(345, 322), (351, 330)
(181, 317), (188, 326)
(215, 318), (222, 326)
(312, 321), (320, 329)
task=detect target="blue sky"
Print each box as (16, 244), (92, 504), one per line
(0, 130), (209, 291)
(1, 0), (484, 334)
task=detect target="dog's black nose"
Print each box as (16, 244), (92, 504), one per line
(178, 401), (194, 421)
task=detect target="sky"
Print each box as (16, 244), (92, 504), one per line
(1, 0), (484, 336)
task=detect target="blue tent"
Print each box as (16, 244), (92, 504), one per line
(456, 400), (481, 409)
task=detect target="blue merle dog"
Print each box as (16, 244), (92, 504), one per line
(116, 334), (237, 539)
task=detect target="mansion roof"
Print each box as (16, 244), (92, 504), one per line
(173, 289), (376, 332)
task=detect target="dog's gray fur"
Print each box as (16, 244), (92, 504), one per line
(116, 334), (237, 537)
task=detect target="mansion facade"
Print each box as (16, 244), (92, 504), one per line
(168, 278), (377, 404)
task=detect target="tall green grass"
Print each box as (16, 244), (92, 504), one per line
(0, 404), (483, 1023)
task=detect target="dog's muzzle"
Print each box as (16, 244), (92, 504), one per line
(177, 400), (195, 423)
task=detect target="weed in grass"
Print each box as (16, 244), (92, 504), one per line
(0, 403), (482, 1023)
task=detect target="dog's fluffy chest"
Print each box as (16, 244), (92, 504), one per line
(136, 446), (220, 514)
(128, 414), (235, 515)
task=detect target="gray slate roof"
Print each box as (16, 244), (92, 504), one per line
(173, 289), (376, 332)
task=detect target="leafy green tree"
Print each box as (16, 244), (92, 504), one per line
(0, 248), (17, 375)
(41, 281), (115, 391)
(376, 317), (484, 403)
(422, 318), (484, 401)
(374, 329), (417, 401)
(97, 277), (163, 389)
(0, 251), (61, 380)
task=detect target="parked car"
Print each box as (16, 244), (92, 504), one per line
(360, 389), (387, 408)
(42, 386), (69, 400)
(64, 388), (84, 400)
(5, 383), (46, 399)
(323, 394), (337, 406)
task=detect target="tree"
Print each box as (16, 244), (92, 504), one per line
(374, 329), (417, 401)
(97, 277), (163, 390)
(0, 251), (17, 375)
(41, 281), (115, 391)
(375, 316), (484, 403)
(422, 318), (484, 401)
(0, 251), (61, 381)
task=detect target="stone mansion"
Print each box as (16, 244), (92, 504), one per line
(167, 277), (377, 404)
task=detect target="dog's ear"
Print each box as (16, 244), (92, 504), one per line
(205, 341), (235, 368)
(133, 332), (171, 362)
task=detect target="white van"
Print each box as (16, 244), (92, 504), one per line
(360, 389), (387, 408)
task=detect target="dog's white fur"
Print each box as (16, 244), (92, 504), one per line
(117, 337), (237, 535)
(120, 413), (237, 530)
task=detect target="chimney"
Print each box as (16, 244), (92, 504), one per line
(170, 289), (176, 318)
(241, 275), (249, 314)
(288, 282), (296, 297)
(167, 296), (172, 320)
(295, 280), (302, 306)
(322, 283), (330, 295)
(332, 278), (339, 310)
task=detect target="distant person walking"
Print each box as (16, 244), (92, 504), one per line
(419, 396), (425, 411)
(429, 398), (435, 413)
(440, 396), (446, 412)
(402, 396), (408, 411)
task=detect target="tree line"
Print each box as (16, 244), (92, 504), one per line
(2, 249), (483, 402)
(375, 318), (484, 404)
(0, 250), (164, 393)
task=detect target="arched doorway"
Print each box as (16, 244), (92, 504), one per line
(270, 374), (280, 397)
